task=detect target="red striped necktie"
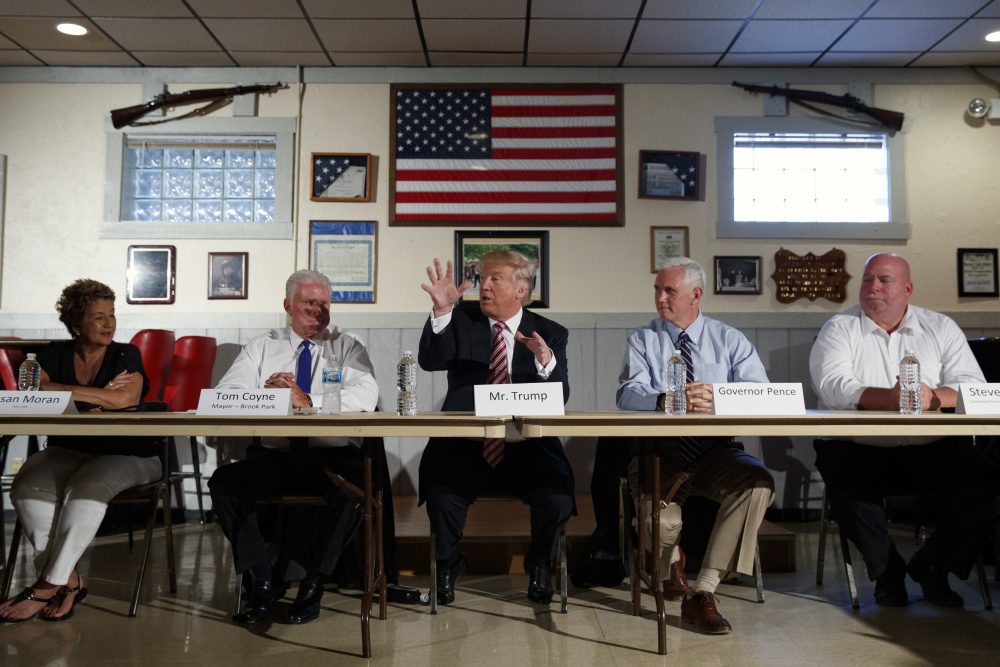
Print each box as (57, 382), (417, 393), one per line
(483, 322), (508, 467)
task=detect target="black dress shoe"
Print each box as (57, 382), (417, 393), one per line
(527, 564), (554, 604)
(907, 552), (964, 608)
(570, 555), (626, 589)
(234, 580), (277, 624)
(874, 573), (908, 607)
(436, 553), (467, 606)
(287, 581), (325, 624)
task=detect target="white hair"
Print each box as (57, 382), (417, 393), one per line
(657, 256), (705, 291)
(285, 269), (331, 301)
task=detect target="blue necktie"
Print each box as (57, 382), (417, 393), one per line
(677, 331), (695, 384)
(296, 340), (313, 394)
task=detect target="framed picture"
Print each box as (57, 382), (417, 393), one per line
(389, 83), (624, 227)
(639, 150), (701, 201)
(208, 252), (248, 300)
(650, 226), (690, 272)
(310, 152), (373, 202)
(126, 245), (176, 304)
(310, 221), (377, 303)
(958, 248), (999, 297)
(714, 256), (762, 295)
(454, 230), (549, 308)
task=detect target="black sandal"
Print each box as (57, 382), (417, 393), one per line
(41, 581), (88, 622)
(0, 587), (58, 623)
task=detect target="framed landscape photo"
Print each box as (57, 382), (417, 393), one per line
(957, 248), (999, 297)
(650, 226), (690, 272)
(639, 150), (701, 201)
(208, 252), (248, 300)
(714, 255), (762, 295)
(126, 245), (176, 304)
(310, 153), (373, 202)
(454, 230), (549, 308)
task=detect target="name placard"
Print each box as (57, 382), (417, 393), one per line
(712, 383), (805, 416)
(196, 388), (292, 415)
(474, 382), (565, 416)
(0, 391), (77, 415)
(956, 383), (1000, 414)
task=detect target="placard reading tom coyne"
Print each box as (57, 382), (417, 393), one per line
(196, 388), (292, 415)
(712, 383), (805, 416)
(474, 382), (565, 416)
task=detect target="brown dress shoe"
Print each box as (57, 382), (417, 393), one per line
(681, 591), (733, 635)
(661, 547), (690, 601)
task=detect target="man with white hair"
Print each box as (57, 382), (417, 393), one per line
(615, 256), (774, 635)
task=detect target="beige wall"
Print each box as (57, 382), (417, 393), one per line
(1, 78), (999, 321)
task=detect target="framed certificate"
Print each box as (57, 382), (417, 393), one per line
(309, 221), (377, 303)
(958, 248), (998, 297)
(650, 226), (689, 272)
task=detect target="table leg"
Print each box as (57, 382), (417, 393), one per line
(361, 452), (373, 659)
(651, 449), (667, 655)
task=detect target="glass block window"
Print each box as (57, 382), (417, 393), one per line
(121, 135), (277, 224)
(732, 132), (889, 224)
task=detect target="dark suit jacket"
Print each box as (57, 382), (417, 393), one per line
(418, 306), (570, 408)
(417, 306), (574, 500)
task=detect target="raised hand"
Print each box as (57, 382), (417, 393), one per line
(514, 330), (552, 366)
(421, 258), (472, 317)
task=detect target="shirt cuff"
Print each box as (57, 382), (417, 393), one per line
(430, 310), (452, 334)
(535, 355), (556, 379)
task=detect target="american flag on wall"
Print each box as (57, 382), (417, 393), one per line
(390, 84), (622, 225)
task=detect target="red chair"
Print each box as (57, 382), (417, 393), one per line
(163, 336), (218, 523)
(130, 329), (175, 402)
(0, 338), (40, 560)
(0, 338), (27, 391)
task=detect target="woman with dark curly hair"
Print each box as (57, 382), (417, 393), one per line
(0, 279), (161, 622)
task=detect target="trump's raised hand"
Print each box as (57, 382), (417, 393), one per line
(421, 258), (472, 317)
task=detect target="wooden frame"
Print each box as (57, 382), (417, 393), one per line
(310, 152), (373, 202)
(714, 255), (762, 295)
(126, 245), (176, 304)
(958, 248), (999, 297)
(639, 150), (701, 201)
(454, 230), (549, 308)
(649, 226), (690, 272)
(309, 221), (378, 303)
(208, 252), (248, 300)
(389, 83), (624, 227)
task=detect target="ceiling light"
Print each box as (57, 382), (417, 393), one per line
(968, 98), (990, 118)
(56, 23), (88, 36)
(986, 30), (1000, 42)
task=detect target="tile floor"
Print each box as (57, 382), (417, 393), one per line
(2, 522), (1000, 666)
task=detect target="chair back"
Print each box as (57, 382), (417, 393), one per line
(968, 337), (1000, 383)
(0, 338), (27, 390)
(163, 336), (217, 412)
(130, 329), (176, 401)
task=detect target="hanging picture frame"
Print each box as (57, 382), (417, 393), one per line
(310, 153), (373, 202)
(126, 245), (176, 304)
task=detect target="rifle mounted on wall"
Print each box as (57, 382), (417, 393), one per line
(732, 81), (904, 133)
(111, 82), (285, 129)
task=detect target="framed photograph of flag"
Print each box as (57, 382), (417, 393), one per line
(639, 150), (702, 201)
(310, 153), (373, 202)
(454, 230), (549, 308)
(390, 83), (623, 227)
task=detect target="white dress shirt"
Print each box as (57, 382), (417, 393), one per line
(810, 303), (984, 445)
(216, 326), (379, 448)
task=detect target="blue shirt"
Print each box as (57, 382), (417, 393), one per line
(616, 312), (769, 411)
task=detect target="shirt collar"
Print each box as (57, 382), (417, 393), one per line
(860, 305), (921, 337)
(490, 308), (523, 334)
(658, 312), (705, 345)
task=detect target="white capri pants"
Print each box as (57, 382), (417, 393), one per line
(10, 447), (161, 586)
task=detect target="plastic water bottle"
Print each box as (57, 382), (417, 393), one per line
(664, 350), (687, 415)
(18, 353), (41, 391)
(396, 351), (417, 416)
(898, 349), (921, 415)
(320, 352), (343, 415)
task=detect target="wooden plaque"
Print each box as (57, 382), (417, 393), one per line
(771, 248), (850, 303)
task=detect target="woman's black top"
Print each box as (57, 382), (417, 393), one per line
(36, 340), (160, 458)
